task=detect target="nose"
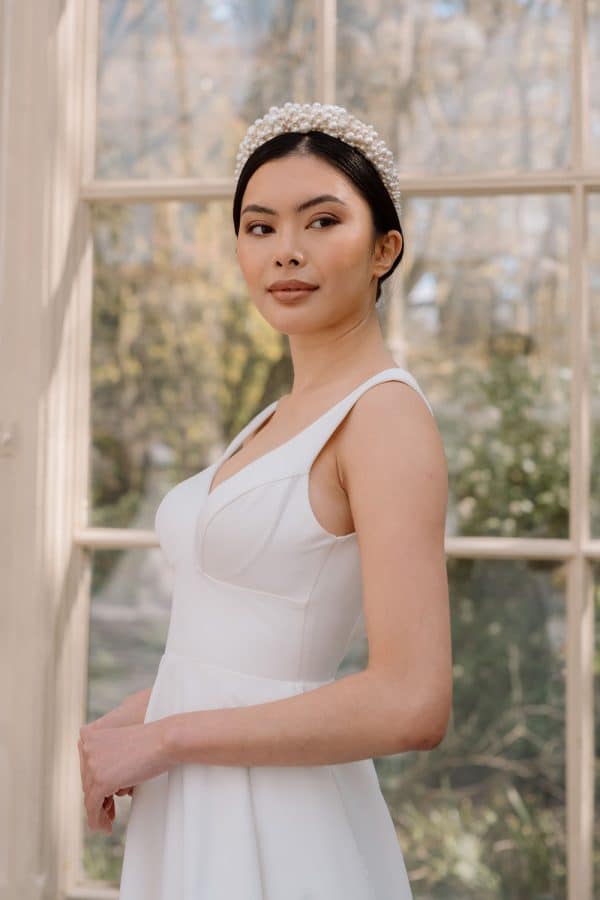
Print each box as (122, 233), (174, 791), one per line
(276, 254), (301, 267)
(274, 236), (305, 268)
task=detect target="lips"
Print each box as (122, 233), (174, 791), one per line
(268, 280), (318, 291)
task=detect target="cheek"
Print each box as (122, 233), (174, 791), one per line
(236, 239), (261, 278)
(320, 227), (371, 276)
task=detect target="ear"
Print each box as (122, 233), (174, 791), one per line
(373, 230), (403, 278)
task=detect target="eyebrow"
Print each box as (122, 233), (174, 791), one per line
(240, 193), (348, 218)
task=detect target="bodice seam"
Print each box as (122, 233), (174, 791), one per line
(198, 470), (356, 554)
(197, 564), (306, 607)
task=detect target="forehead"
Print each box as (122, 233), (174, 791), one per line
(242, 153), (363, 209)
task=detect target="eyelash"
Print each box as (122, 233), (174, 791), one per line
(245, 216), (338, 236)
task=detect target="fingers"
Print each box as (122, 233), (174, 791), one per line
(90, 790), (132, 832)
(80, 737), (110, 832)
(103, 795), (116, 823)
(99, 804), (113, 833)
(78, 727), (133, 832)
(85, 794), (113, 834)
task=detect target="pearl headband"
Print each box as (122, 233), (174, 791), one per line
(233, 102), (402, 217)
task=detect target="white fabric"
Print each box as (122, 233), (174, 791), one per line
(119, 366), (434, 899)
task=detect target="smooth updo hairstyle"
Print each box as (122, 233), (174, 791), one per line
(232, 130), (404, 308)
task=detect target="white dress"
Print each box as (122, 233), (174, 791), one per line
(118, 366), (434, 900)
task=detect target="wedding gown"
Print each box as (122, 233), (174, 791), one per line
(118, 365), (434, 899)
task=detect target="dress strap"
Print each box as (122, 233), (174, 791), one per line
(219, 399), (278, 461)
(299, 366), (434, 471)
(214, 367), (433, 479)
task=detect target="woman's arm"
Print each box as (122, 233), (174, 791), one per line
(160, 661), (447, 767)
(84, 686), (152, 731)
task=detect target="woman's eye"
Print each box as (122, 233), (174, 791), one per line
(246, 223), (273, 235)
(310, 216), (337, 228)
(245, 216), (337, 235)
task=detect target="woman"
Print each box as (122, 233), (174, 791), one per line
(79, 102), (452, 899)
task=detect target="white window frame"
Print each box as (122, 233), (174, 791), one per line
(0, 0), (597, 897)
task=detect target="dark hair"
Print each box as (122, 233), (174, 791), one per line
(232, 131), (404, 306)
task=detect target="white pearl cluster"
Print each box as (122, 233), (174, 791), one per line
(234, 102), (402, 216)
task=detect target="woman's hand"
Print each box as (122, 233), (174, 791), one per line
(78, 720), (169, 833)
(78, 688), (153, 831)
(78, 719), (137, 832)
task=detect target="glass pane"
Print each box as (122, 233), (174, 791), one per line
(590, 0), (600, 163)
(83, 546), (173, 884)
(378, 193), (570, 539)
(339, 558), (567, 899)
(337, 0), (571, 175)
(589, 194), (600, 536)
(96, 0), (316, 179)
(90, 201), (287, 529)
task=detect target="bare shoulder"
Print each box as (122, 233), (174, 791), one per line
(337, 378), (448, 514)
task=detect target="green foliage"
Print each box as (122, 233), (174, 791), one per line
(448, 351), (569, 539)
(376, 554), (566, 898)
(395, 787), (565, 900)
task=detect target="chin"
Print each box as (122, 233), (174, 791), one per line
(261, 298), (341, 337)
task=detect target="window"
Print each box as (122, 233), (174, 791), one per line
(8, 1), (592, 897)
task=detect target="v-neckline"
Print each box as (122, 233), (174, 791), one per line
(204, 366), (406, 501)
(206, 401), (280, 497)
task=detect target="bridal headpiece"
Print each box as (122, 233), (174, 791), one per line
(234, 102), (402, 217)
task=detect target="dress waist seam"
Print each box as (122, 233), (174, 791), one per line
(161, 650), (335, 689)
